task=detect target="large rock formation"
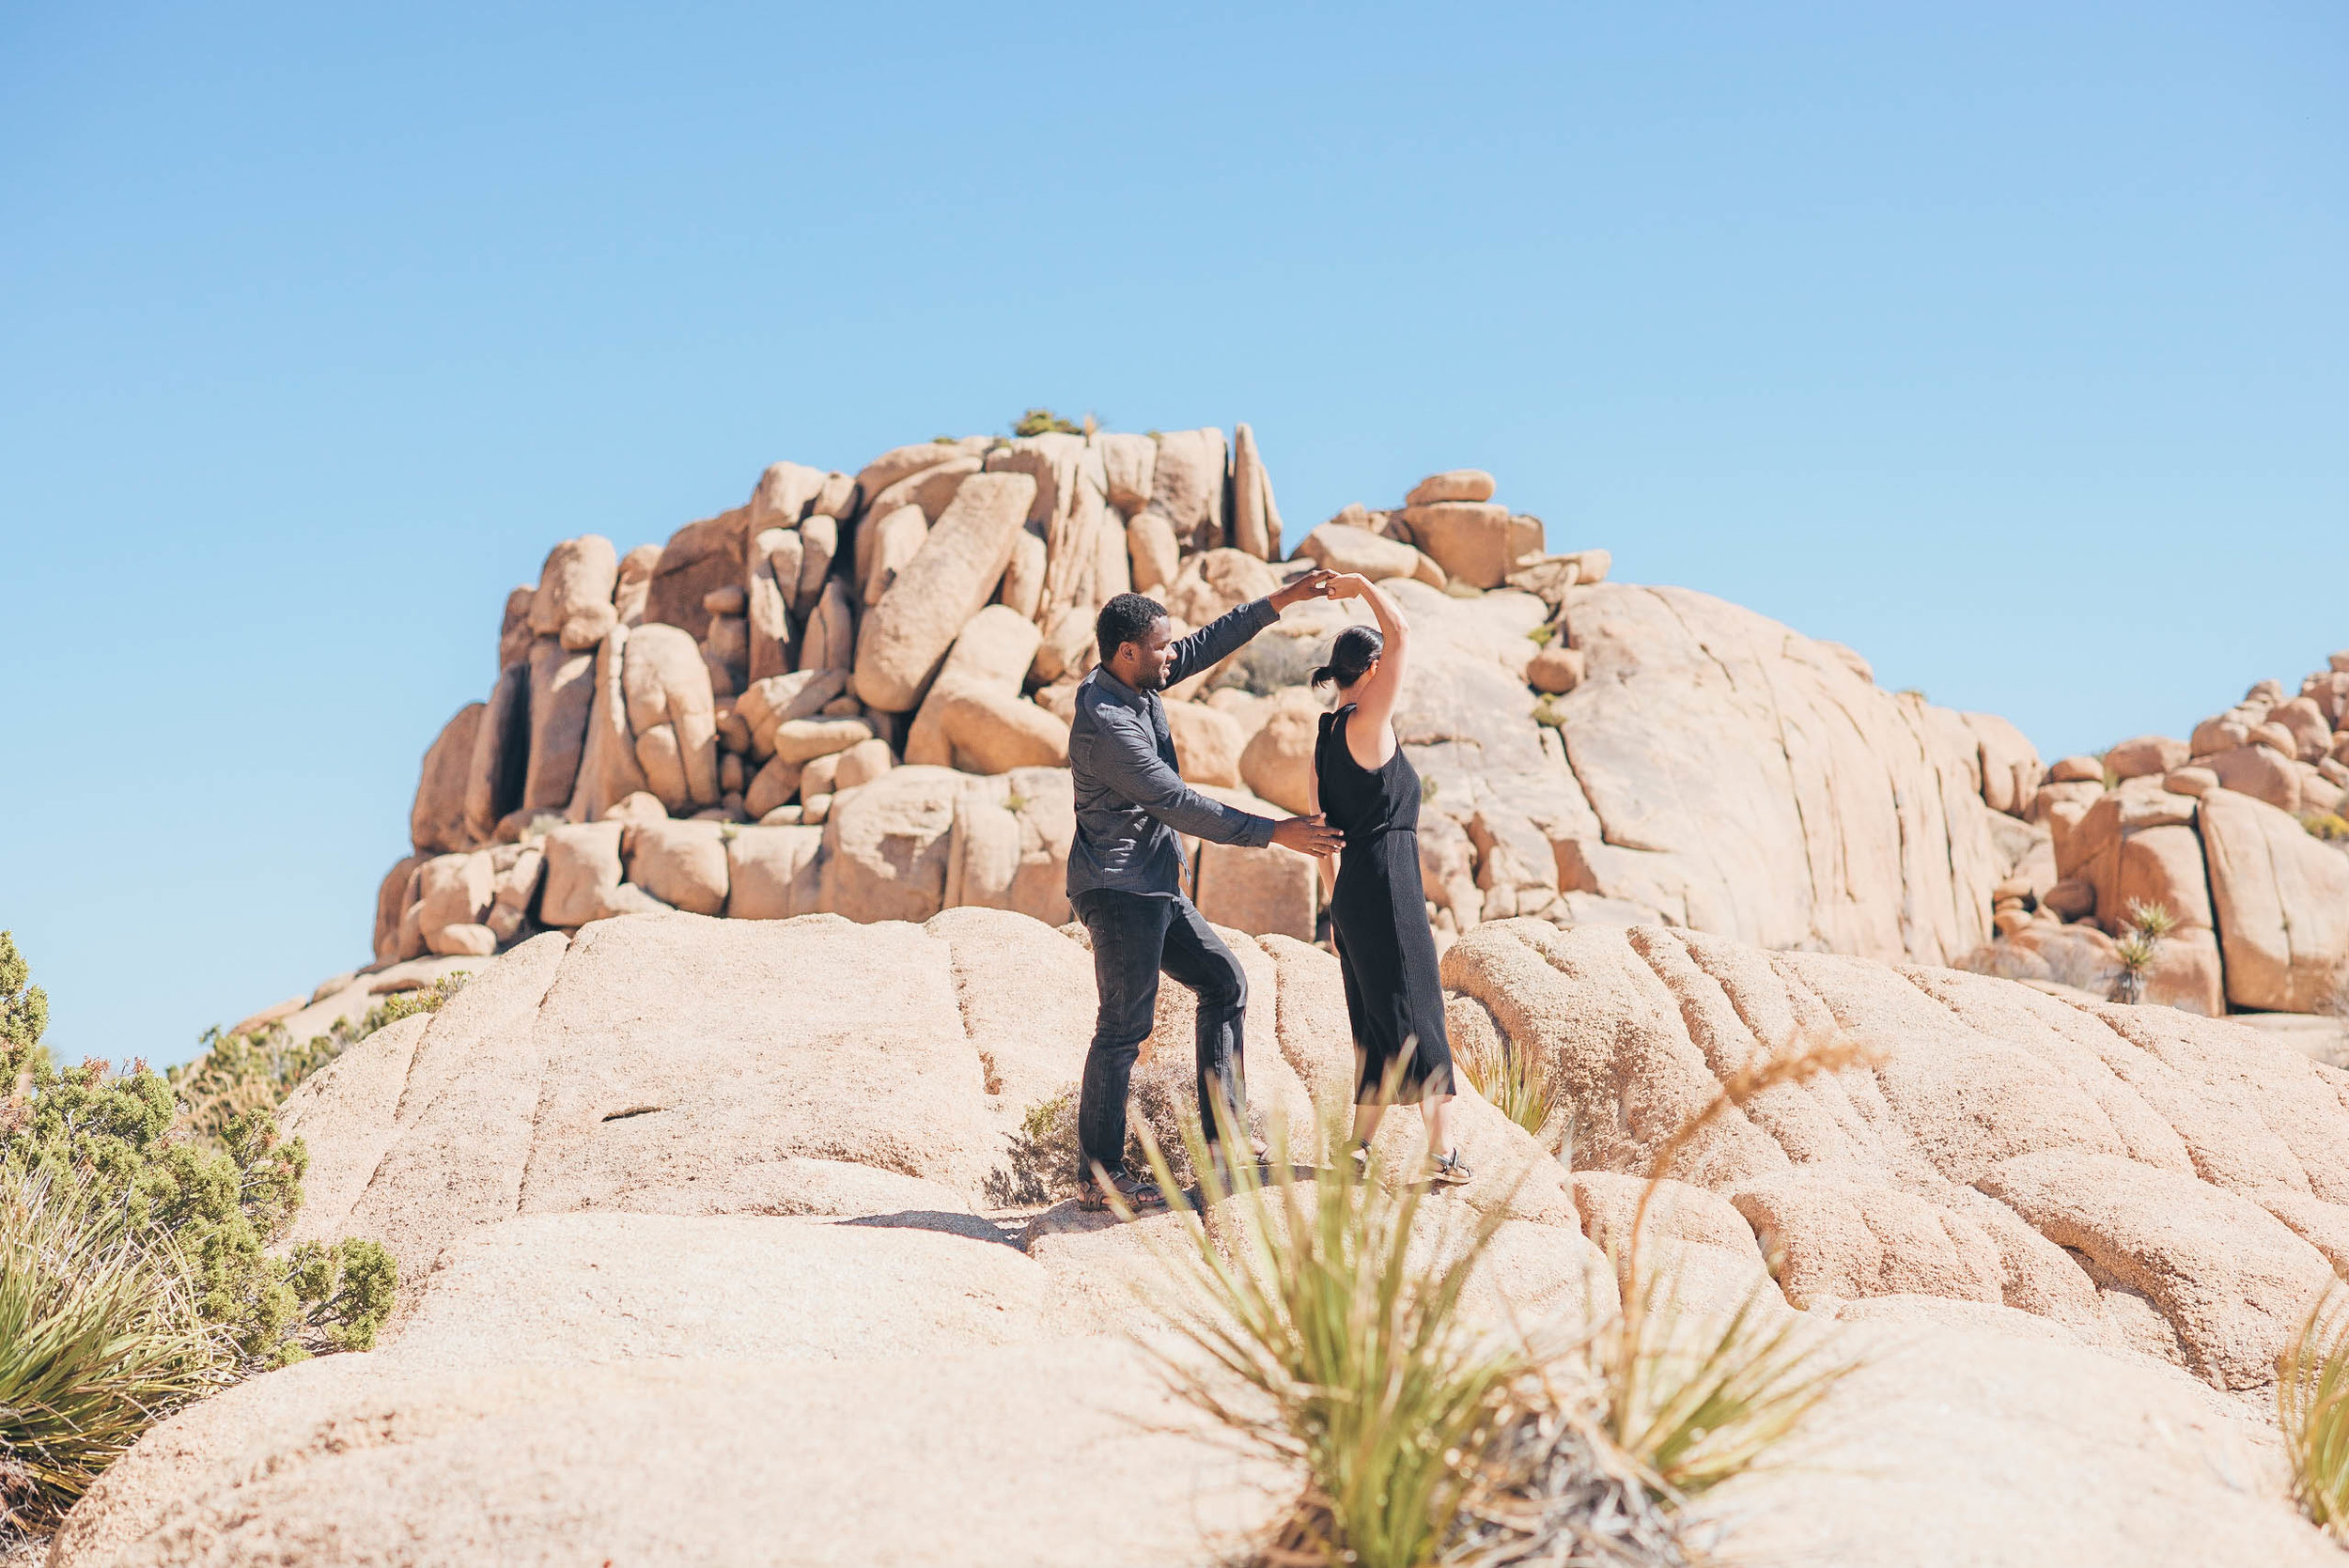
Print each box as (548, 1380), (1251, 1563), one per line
(66, 910), (2345, 1564)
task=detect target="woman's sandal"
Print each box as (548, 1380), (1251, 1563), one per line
(1079, 1167), (1168, 1213)
(1348, 1140), (1374, 1183)
(1428, 1149), (1473, 1187)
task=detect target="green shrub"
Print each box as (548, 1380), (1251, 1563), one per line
(1, 933), (51, 1078)
(2304, 813), (2349, 843)
(1532, 695), (1566, 730)
(1526, 624), (1556, 646)
(1013, 408), (1081, 437)
(985, 1087), (1078, 1207)
(0, 1167), (225, 1529)
(0, 943), (400, 1373)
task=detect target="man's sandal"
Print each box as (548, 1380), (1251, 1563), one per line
(1079, 1167), (1168, 1213)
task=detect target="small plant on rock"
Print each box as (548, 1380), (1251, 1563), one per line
(1013, 408), (1082, 437)
(1452, 1029), (1556, 1145)
(2303, 813), (2349, 843)
(2111, 933), (2158, 1004)
(2279, 1286), (2349, 1540)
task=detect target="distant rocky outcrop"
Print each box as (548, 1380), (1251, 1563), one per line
(61, 911), (2344, 1564)
(1964, 654), (2349, 1033)
(373, 429), (2062, 1003)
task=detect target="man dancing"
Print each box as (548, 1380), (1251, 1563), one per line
(1067, 572), (1346, 1210)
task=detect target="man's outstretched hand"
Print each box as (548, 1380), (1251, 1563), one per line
(1270, 814), (1345, 856)
(1268, 568), (1340, 612)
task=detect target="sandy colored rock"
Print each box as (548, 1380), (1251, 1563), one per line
(906, 606), (1042, 767)
(621, 622), (721, 813)
(796, 578), (855, 675)
(943, 769), (1077, 927)
(723, 825), (826, 920)
(854, 473), (1036, 712)
(821, 766), (970, 924)
(1963, 710), (2045, 815)
(527, 535), (620, 653)
(1164, 547), (1278, 633)
(538, 822), (627, 927)
(745, 528), (797, 682)
(1164, 700), (1244, 787)
(1237, 688), (1322, 815)
(1400, 501), (1517, 588)
(2208, 742), (2302, 814)
(497, 583), (536, 671)
(1526, 642), (1584, 694)
(485, 847), (544, 944)
(643, 507), (748, 642)
(411, 703), (485, 854)
(935, 689), (1069, 773)
(1229, 421), (1282, 560)
(521, 637), (595, 813)
(1528, 582), (2004, 963)
(861, 453), (981, 529)
(1406, 469), (1497, 505)
(856, 502), (927, 603)
(1125, 511), (1179, 595)
(614, 543), (660, 627)
(416, 851), (495, 955)
(372, 853), (429, 965)
(850, 441), (972, 507)
(1443, 918), (2349, 1381)
(2163, 765), (2219, 798)
(996, 527), (1047, 619)
(832, 737), (894, 792)
(739, 668), (848, 756)
(1293, 521), (1423, 581)
(770, 717), (876, 766)
(2047, 754), (2103, 784)
(1144, 427), (1227, 553)
(792, 514), (836, 615)
(2103, 734), (2186, 781)
(462, 660), (530, 846)
(1194, 839), (1317, 940)
(2201, 786), (2349, 1011)
(622, 820), (729, 916)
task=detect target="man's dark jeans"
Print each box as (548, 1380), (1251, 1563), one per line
(1073, 888), (1249, 1179)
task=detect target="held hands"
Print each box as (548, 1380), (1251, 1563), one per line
(1271, 814), (1346, 857)
(1268, 568), (1341, 611)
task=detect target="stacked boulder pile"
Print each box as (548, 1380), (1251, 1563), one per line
(382, 422), (2072, 1000)
(1966, 660), (2349, 1023)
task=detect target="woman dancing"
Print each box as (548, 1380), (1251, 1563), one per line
(1308, 573), (1470, 1186)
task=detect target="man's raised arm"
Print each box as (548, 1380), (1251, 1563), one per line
(1162, 568), (1340, 689)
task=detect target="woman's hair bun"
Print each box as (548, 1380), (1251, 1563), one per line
(1311, 625), (1385, 690)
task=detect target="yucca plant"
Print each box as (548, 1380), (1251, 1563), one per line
(0, 1168), (226, 1529)
(2110, 933), (2158, 1004)
(2279, 1286), (2349, 1538)
(1595, 1034), (1876, 1497)
(2124, 899), (2179, 942)
(1122, 1097), (1532, 1568)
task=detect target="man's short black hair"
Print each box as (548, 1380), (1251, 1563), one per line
(1095, 593), (1168, 662)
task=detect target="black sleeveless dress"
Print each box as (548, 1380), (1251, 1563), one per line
(1315, 705), (1454, 1104)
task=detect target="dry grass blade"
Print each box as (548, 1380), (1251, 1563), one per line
(2279, 1285), (2349, 1538)
(1601, 1032), (1880, 1498)
(1120, 1093), (1533, 1568)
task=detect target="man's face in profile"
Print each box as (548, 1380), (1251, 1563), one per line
(1122, 615), (1178, 691)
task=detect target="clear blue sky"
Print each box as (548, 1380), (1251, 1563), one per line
(4, 2), (2342, 1066)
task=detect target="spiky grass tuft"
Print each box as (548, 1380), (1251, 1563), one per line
(2279, 1286), (2349, 1538)
(1124, 1098), (1532, 1568)
(1452, 1029), (1557, 1145)
(0, 1169), (226, 1529)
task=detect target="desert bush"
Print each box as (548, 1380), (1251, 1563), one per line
(172, 972), (470, 1144)
(1525, 624), (1556, 646)
(2303, 813), (2349, 844)
(1128, 1101), (1532, 1568)
(1013, 408), (1081, 437)
(2279, 1287), (2349, 1539)
(0, 943), (397, 1373)
(1532, 695), (1565, 730)
(0, 1168), (225, 1529)
(985, 1087), (1079, 1207)
(1594, 1034), (1873, 1497)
